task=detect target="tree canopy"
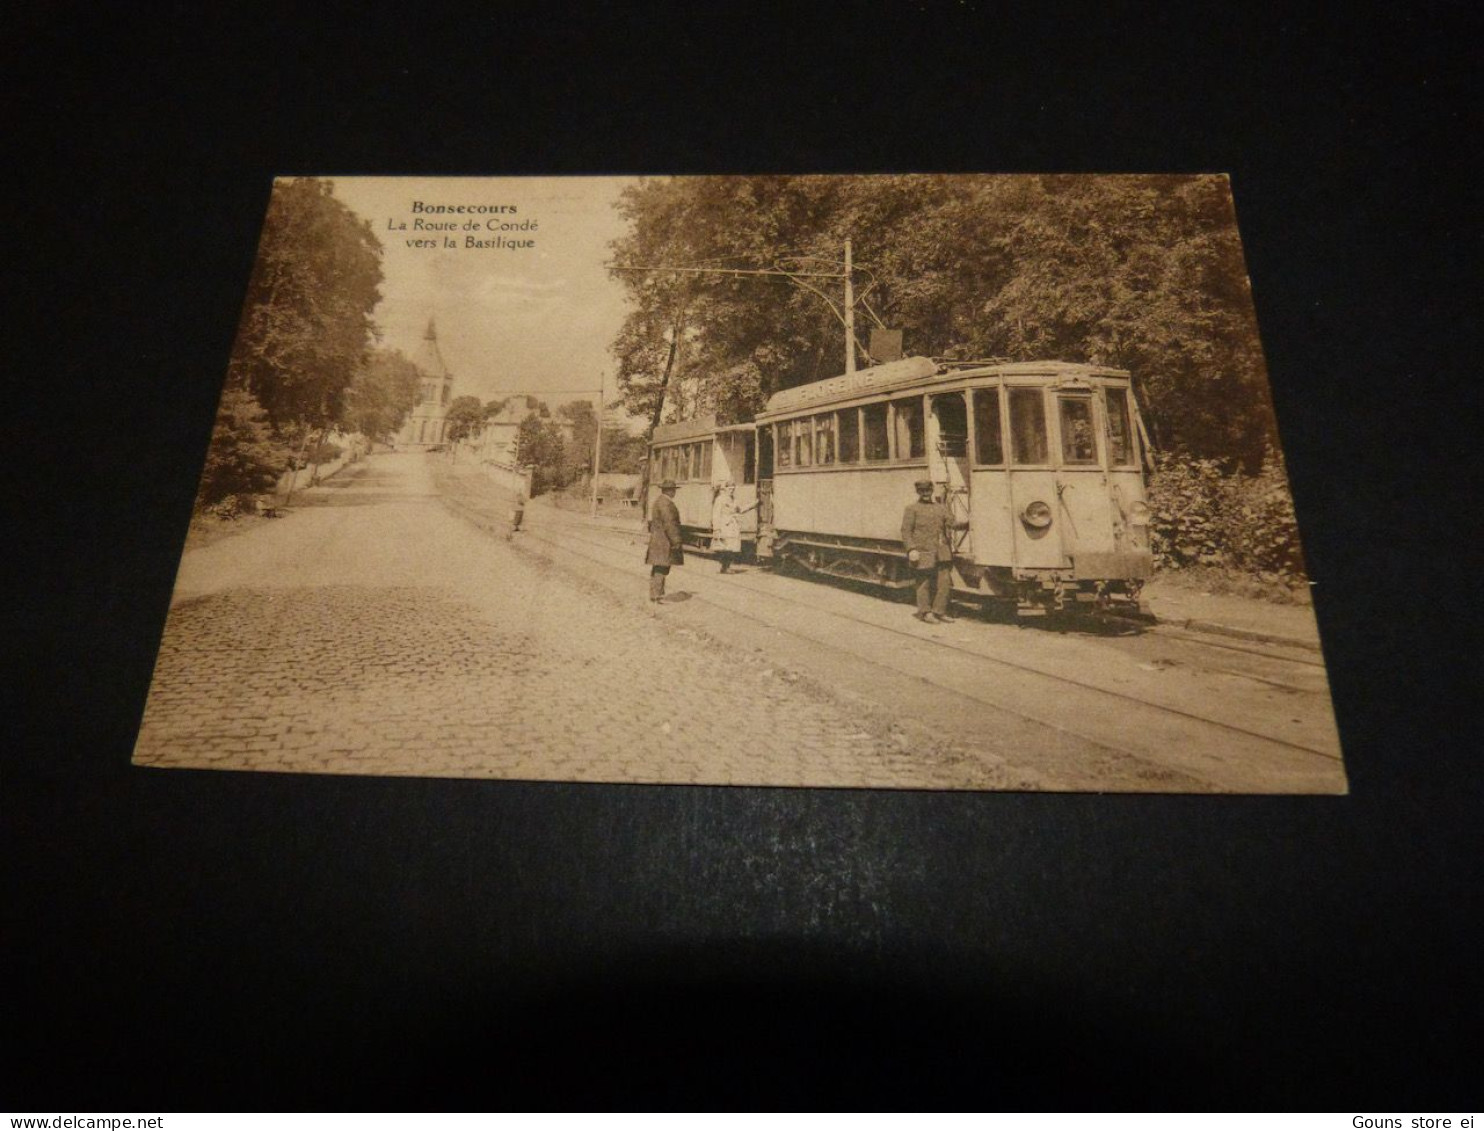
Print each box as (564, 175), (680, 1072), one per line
(196, 384), (284, 506)
(227, 177), (384, 431)
(444, 395), (485, 443)
(609, 174), (1276, 468)
(342, 348), (423, 442)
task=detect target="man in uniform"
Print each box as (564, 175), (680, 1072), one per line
(901, 479), (955, 623)
(646, 478), (684, 603)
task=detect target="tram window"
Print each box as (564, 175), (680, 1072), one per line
(837, 407), (860, 464)
(1058, 397), (1098, 465)
(815, 414), (835, 465)
(775, 424), (792, 469)
(743, 434), (756, 484)
(891, 397), (925, 461)
(973, 388), (1005, 465)
(703, 442), (714, 480)
(862, 403), (890, 461)
(1009, 388), (1049, 465)
(1106, 387), (1135, 466)
(795, 419), (813, 467)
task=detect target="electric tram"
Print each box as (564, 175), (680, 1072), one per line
(647, 356), (1154, 616)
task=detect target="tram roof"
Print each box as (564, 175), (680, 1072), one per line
(757, 356), (1130, 419)
(652, 414), (721, 445)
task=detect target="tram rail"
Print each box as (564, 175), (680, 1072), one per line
(438, 487), (1345, 785)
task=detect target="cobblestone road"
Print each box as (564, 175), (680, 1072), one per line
(135, 452), (1014, 787)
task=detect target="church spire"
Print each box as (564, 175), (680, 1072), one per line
(413, 315), (452, 382)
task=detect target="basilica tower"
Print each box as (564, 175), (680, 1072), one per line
(397, 317), (456, 446)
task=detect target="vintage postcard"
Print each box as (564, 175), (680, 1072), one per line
(133, 174), (1346, 793)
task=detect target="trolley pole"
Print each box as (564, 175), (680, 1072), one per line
(590, 372), (604, 518)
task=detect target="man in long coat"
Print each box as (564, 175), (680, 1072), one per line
(901, 478), (955, 622)
(647, 478), (684, 603)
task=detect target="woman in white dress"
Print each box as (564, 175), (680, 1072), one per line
(710, 480), (755, 573)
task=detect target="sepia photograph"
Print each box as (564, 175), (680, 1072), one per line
(132, 173), (1347, 793)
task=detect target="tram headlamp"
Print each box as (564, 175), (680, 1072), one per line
(1127, 500), (1151, 526)
(1021, 500), (1053, 529)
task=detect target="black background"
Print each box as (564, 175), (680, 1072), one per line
(8, 1), (1480, 1109)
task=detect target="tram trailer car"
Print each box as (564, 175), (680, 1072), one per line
(648, 415), (760, 552)
(648, 356), (1154, 617)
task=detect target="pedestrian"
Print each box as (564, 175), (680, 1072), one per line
(901, 479), (956, 623)
(646, 478), (684, 603)
(709, 480), (756, 574)
(509, 490), (525, 534)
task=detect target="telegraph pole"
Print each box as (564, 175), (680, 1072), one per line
(591, 372), (604, 517)
(843, 238), (855, 375)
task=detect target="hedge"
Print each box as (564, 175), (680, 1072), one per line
(1146, 449), (1306, 585)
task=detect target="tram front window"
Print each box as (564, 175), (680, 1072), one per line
(1010, 388), (1049, 465)
(1106, 387), (1136, 467)
(1058, 396), (1098, 465)
(973, 388), (1004, 464)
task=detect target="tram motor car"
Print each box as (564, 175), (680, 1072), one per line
(647, 355), (1154, 618)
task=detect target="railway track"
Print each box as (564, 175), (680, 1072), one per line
(543, 519), (1337, 746)
(430, 487), (1342, 791)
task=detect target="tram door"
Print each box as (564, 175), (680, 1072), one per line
(755, 425), (775, 558)
(1051, 389), (1115, 559)
(930, 394), (972, 555)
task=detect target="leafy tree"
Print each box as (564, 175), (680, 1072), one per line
(515, 415), (567, 494)
(196, 385), (286, 507)
(597, 427), (647, 475)
(444, 395), (486, 443)
(227, 177), (383, 431)
(342, 348), (422, 443)
(976, 175), (1275, 467)
(558, 400), (598, 479)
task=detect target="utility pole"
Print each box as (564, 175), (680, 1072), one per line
(843, 239), (855, 376)
(591, 372), (604, 518)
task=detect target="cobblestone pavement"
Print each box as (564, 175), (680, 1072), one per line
(135, 452), (1020, 787)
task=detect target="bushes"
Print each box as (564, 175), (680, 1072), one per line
(1147, 448), (1305, 586)
(196, 386), (287, 508)
(208, 493), (256, 520)
(293, 440), (343, 470)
